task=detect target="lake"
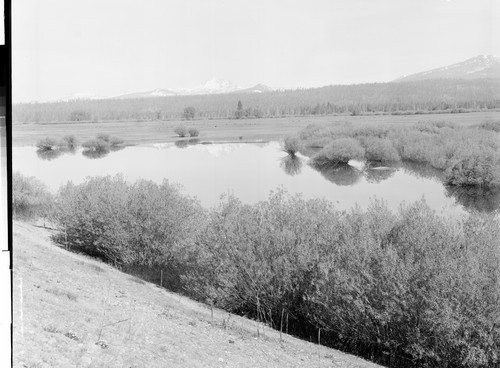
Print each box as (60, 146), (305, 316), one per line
(13, 141), (500, 216)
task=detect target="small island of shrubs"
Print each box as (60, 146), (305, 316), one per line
(35, 133), (125, 160)
(296, 120), (500, 188)
(174, 126), (199, 138)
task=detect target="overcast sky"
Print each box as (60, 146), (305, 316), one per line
(13, 0), (500, 102)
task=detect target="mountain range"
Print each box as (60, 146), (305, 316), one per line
(112, 78), (275, 100)
(56, 55), (500, 102)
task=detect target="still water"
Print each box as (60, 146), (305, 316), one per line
(13, 141), (500, 216)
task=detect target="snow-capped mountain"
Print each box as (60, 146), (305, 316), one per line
(232, 83), (275, 94)
(115, 89), (178, 99)
(179, 78), (242, 95)
(395, 55), (500, 82)
(113, 78), (275, 99)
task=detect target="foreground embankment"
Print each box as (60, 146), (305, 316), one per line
(13, 221), (382, 368)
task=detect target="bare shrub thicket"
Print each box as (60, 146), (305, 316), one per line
(12, 172), (54, 220)
(50, 178), (500, 368)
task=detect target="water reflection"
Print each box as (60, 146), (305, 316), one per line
(36, 147), (76, 161)
(82, 145), (125, 159)
(310, 163), (362, 186)
(13, 142), (499, 214)
(446, 186), (500, 213)
(400, 161), (445, 182)
(174, 139), (200, 149)
(364, 166), (397, 183)
(280, 156), (303, 176)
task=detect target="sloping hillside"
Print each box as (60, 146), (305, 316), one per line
(13, 221), (383, 368)
(395, 55), (500, 82)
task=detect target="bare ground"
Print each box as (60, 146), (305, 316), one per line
(12, 112), (499, 147)
(13, 221), (384, 368)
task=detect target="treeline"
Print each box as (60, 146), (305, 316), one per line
(13, 173), (500, 368)
(13, 78), (500, 123)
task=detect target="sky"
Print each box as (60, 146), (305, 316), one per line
(12, 0), (500, 102)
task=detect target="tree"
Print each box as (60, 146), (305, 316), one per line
(235, 100), (244, 119)
(183, 106), (196, 120)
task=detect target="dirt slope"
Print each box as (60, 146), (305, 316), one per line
(13, 221), (383, 368)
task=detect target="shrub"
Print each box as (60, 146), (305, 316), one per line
(445, 147), (500, 187)
(49, 177), (500, 367)
(12, 172), (53, 220)
(96, 133), (110, 142)
(281, 135), (301, 156)
(62, 135), (78, 149)
(475, 120), (500, 133)
(82, 139), (110, 152)
(54, 176), (204, 289)
(108, 136), (124, 146)
(360, 137), (400, 162)
(183, 192), (500, 368)
(36, 137), (59, 151)
(174, 126), (188, 137)
(91, 134), (124, 147)
(312, 138), (365, 165)
(188, 127), (199, 137)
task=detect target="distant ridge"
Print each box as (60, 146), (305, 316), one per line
(395, 55), (500, 82)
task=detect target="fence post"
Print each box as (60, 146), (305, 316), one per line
(64, 223), (68, 250)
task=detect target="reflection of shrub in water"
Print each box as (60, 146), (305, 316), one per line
(364, 166), (396, 183)
(36, 146), (76, 161)
(280, 156), (303, 176)
(446, 186), (500, 213)
(400, 161), (445, 182)
(36, 149), (64, 161)
(82, 149), (109, 159)
(175, 139), (200, 149)
(174, 140), (189, 149)
(310, 162), (362, 186)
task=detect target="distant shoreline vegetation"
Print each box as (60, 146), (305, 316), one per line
(12, 173), (500, 368)
(36, 133), (125, 160)
(12, 78), (500, 123)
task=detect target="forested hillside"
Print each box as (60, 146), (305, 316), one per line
(13, 78), (500, 123)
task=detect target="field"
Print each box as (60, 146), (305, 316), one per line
(13, 220), (381, 368)
(11, 111), (499, 147)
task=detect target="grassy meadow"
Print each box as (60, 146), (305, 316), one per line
(12, 111), (497, 147)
